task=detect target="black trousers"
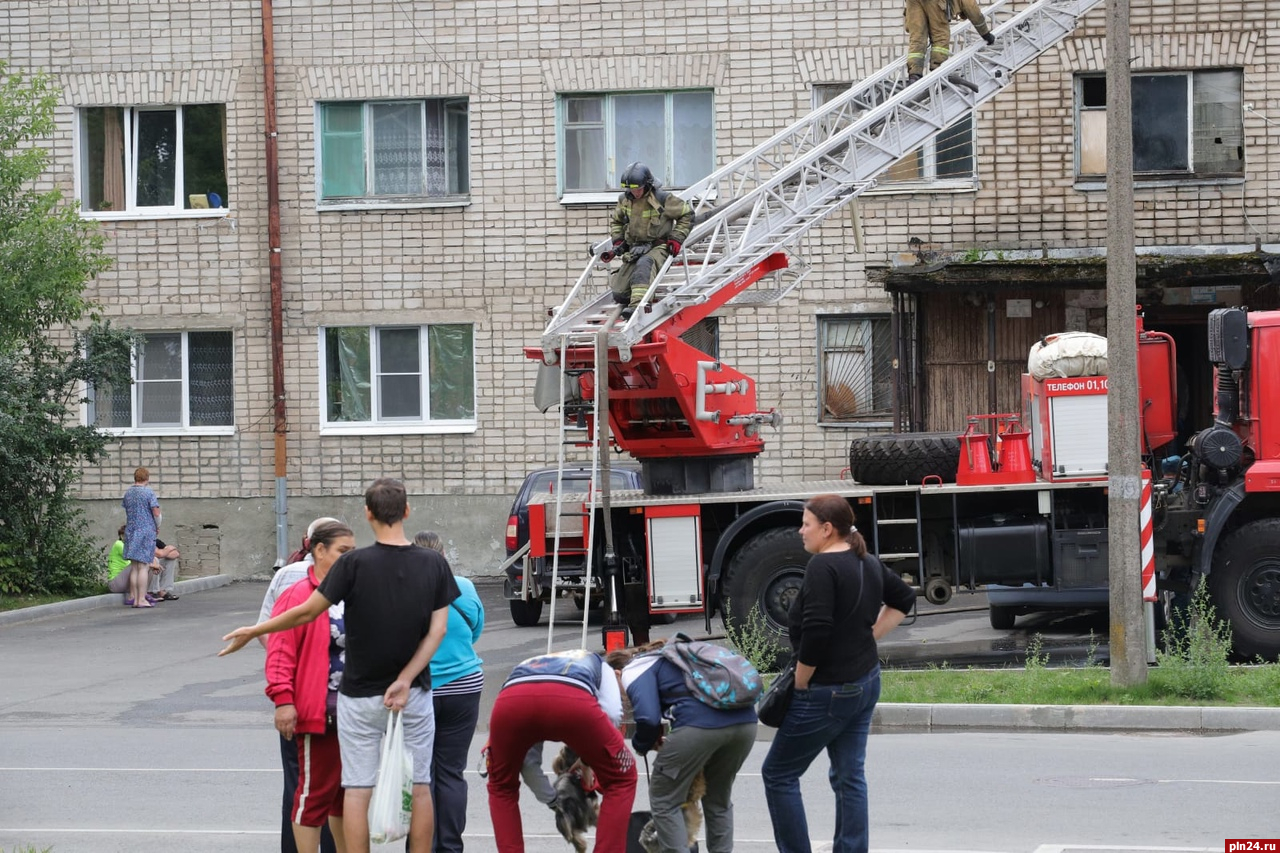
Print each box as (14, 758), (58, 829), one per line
(279, 732), (338, 853)
(403, 689), (483, 853)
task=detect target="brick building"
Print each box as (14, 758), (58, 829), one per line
(2, 0), (1276, 576)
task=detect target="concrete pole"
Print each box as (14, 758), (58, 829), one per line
(1105, 0), (1148, 686)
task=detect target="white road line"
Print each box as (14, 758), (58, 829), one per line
(0, 767), (277, 772)
(0, 829), (275, 835)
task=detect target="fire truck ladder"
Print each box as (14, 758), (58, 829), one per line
(538, 0), (1103, 364)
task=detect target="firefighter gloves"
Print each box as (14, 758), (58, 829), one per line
(983, 32), (996, 45)
(602, 237), (626, 263)
(667, 239), (682, 256)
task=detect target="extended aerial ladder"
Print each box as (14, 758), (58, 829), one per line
(527, 0), (1106, 519)
(526, 0), (1105, 496)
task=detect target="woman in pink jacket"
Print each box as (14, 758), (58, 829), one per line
(266, 519), (356, 853)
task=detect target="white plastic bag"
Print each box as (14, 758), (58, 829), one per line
(368, 709), (414, 844)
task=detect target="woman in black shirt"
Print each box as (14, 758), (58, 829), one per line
(760, 494), (917, 853)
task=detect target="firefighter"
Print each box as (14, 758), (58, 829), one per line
(904, 0), (996, 84)
(600, 162), (693, 317)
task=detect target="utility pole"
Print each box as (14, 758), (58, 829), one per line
(1105, 0), (1148, 685)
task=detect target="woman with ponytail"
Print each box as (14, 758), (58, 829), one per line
(760, 494), (916, 853)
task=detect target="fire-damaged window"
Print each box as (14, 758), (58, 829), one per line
(818, 315), (894, 425)
(1075, 70), (1244, 180)
(321, 324), (475, 433)
(812, 84), (976, 189)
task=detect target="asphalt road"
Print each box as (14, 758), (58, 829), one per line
(4, 579), (1254, 853)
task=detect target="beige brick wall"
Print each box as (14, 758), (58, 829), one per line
(5, 0), (1278, 568)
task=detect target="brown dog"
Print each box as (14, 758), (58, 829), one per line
(639, 770), (706, 852)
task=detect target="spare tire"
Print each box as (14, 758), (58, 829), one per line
(848, 431), (962, 485)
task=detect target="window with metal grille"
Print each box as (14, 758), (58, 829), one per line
(818, 315), (893, 424)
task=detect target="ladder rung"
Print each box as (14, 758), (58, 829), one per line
(879, 552), (920, 560)
(877, 518), (919, 525)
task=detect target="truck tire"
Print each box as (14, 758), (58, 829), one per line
(510, 598), (543, 627)
(1208, 519), (1280, 661)
(722, 526), (807, 671)
(988, 604), (1017, 631)
(848, 432), (961, 485)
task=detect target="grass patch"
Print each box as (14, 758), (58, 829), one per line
(0, 591), (91, 613)
(880, 664), (1280, 706)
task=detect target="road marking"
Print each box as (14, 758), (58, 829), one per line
(0, 828), (275, 835)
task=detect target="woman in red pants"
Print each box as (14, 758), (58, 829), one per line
(486, 649), (637, 853)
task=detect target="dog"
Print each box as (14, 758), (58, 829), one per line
(551, 746), (600, 853)
(639, 769), (706, 853)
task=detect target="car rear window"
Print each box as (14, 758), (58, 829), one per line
(526, 470), (635, 496)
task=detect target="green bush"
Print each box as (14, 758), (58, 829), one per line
(722, 600), (787, 673)
(1153, 581), (1233, 701)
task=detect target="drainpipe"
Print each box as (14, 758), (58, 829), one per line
(262, 0), (289, 565)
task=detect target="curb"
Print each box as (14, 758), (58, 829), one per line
(0, 574), (234, 628)
(873, 702), (1280, 732)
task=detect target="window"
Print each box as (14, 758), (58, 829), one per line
(558, 91), (714, 195)
(1076, 70), (1244, 179)
(318, 99), (470, 204)
(813, 84), (975, 188)
(89, 331), (234, 431)
(322, 324), (475, 431)
(78, 105), (228, 215)
(818, 316), (893, 424)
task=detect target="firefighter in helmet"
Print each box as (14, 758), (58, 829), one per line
(600, 162), (693, 316)
(904, 0), (995, 84)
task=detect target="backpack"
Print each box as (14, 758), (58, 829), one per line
(660, 632), (762, 710)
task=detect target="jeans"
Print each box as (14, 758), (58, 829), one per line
(760, 666), (881, 853)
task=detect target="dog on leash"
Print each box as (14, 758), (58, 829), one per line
(639, 769), (706, 853)
(551, 746), (600, 853)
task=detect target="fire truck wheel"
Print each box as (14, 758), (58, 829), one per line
(510, 597), (543, 627)
(722, 526), (807, 670)
(848, 432), (962, 485)
(1208, 519), (1280, 661)
(988, 604), (1016, 631)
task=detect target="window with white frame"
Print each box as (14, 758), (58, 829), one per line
(1076, 70), (1244, 179)
(78, 105), (229, 215)
(818, 315), (893, 424)
(813, 84), (975, 188)
(322, 324), (475, 429)
(89, 331), (234, 431)
(558, 91), (714, 195)
(317, 99), (470, 204)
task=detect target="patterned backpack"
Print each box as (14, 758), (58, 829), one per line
(660, 632), (762, 710)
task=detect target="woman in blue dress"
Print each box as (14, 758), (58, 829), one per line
(122, 466), (161, 609)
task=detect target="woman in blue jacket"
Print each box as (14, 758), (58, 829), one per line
(610, 642), (756, 853)
(414, 531), (484, 853)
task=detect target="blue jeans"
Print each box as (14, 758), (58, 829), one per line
(760, 666), (881, 853)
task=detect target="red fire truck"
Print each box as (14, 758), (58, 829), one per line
(518, 306), (1280, 662)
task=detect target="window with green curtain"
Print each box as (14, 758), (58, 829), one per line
(321, 103), (366, 198)
(325, 327), (371, 422)
(428, 324), (474, 420)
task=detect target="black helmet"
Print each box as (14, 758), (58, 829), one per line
(619, 162), (654, 191)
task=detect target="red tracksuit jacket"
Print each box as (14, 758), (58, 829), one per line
(264, 567), (334, 735)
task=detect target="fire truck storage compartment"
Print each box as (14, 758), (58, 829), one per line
(1052, 528), (1108, 588)
(958, 516), (1050, 587)
(645, 505), (704, 611)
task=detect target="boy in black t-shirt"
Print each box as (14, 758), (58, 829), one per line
(221, 478), (460, 853)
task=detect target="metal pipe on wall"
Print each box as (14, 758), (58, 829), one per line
(261, 0), (290, 565)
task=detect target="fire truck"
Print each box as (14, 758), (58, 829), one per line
(512, 0), (1280, 660)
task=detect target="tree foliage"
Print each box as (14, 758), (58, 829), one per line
(0, 63), (133, 595)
